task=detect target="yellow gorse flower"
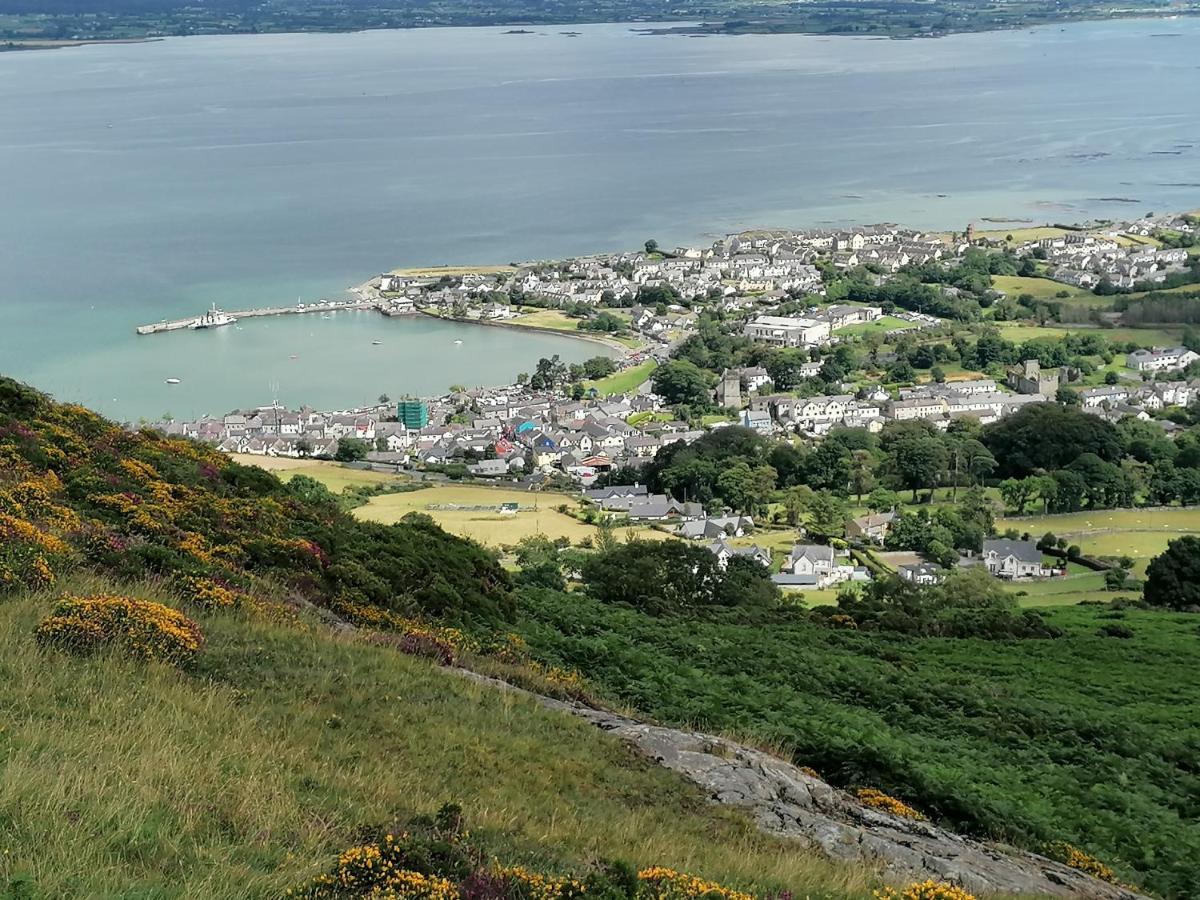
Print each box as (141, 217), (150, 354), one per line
(874, 881), (977, 900)
(856, 788), (927, 821)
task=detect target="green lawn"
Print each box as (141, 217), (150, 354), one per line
(834, 315), (913, 337)
(586, 359), (657, 396)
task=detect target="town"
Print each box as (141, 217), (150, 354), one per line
(151, 210), (1200, 591)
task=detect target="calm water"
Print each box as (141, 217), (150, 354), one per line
(1, 19), (1198, 419)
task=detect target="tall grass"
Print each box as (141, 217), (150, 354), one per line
(0, 580), (875, 899)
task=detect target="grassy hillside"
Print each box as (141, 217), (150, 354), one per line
(4, 373), (1199, 898)
(0, 577), (871, 899)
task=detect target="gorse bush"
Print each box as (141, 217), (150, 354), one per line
(290, 807), (761, 900)
(0, 376), (513, 627)
(35, 594), (203, 666)
(1042, 842), (1117, 884)
(854, 789), (925, 821)
(873, 882), (976, 900)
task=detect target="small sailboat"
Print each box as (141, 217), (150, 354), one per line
(372, 340), (383, 345)
(165, 378), (181, 385)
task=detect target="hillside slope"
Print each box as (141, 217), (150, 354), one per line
(0, 579), (871, 899)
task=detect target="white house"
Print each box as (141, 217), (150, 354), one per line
(982, 539), (1047, 580)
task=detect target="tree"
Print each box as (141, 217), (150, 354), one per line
(983, 404), (1122, 476)
(378, 393), (391, 404)
(644, 239), (659, 255)
(1143, 536), (1200, 610)
(889, 434), (947, 501)
(999, 477), (1035, 514)
(804, 490), (847, 543)
(651, 360), (715, 408)
(513, 534), (565, 590)
(866, 487), (900, 512)
(334, 437), (370, 462)
(716, 461), (777, 516)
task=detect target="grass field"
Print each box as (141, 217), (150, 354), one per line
(355, 483), (664, 547)
(994, 322), (1184, 346)
(512, 308), (585, 331)
(0, 580), (871, 899)
(997, 507), (1200, 574)
(991, 275), (1083, 301)
(833, 316), (913, 337)
(587, 359), (657, 395)
(230, 455), (403, 492)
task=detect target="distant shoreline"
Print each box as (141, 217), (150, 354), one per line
(2, 11), (1197, 52)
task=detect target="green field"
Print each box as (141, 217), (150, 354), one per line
(587, 359), (657, 395)
(833, 315), (913, 337)
(991, 275), (1083, 301)
(512, 308), (587, 331)
(995, 322), (1184, 346)
(0, 581), (870, 899)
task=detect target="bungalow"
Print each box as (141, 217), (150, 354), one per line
(982, 539), (1047, 580)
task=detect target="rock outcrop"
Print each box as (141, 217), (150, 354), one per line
(458, 670), (1147, 900)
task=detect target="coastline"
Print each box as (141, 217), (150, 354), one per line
(416, 308), (639, 358)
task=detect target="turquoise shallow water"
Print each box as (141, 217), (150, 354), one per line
(0, 19), (1198, 418)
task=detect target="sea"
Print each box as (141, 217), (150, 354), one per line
(0, 17), (1198, 420)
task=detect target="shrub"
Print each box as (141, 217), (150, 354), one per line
(874, 882), (977, 900)
(35, 594), (203, 666)
(855, 788), (927, 821)
(1042, 841), (1117, 884)
(177, 574), (243, 609)
(398, 631), (457, 666)
(1097, 623), (1134, 639)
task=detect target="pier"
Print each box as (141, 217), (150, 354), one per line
(135, 299), (381, 335)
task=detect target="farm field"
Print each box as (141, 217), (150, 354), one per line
(997, 507), (1200, 574)
(230, 455), (403, 492)
(587, 359), (657, 395)
(355, 483), (665, 547)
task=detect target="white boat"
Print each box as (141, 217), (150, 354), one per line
(453, 339), (463, 345)
(372, 340), (383, 345)
(189, 303), (236, 330)
(165, 378), (181, 385)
